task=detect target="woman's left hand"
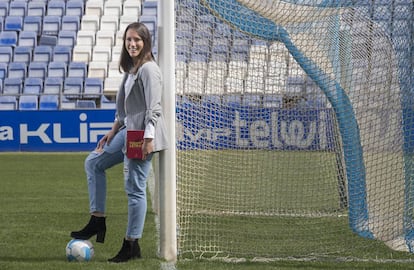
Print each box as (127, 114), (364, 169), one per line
(142, 138), (154, 160)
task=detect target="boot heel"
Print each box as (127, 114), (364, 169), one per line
(96, 229), (106, 243)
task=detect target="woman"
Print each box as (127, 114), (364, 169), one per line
(70, 22), (168, 263)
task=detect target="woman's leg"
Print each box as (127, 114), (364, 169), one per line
(124, 153), (154, 239)
(85, 128), (125, 214)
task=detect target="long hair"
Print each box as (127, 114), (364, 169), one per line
(119, 22), (154, 73)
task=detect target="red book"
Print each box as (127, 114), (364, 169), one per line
(126, 130), (145, 159)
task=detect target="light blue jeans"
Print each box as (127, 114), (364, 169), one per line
(85, 127), (153, 239)
(85, 128), (125, 214)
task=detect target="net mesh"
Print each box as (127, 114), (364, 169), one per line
(174, 0), (414, 261)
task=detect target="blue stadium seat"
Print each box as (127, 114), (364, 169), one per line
(48, 61), (67, 78)
(53, 45), (72, 63)
(28, 62), (48, 80)
(84, 77), (103, 99)
(8, 62), (27, 79)
(47, 0), (66, 16)
(4, 16), (23, 31)
(42, 15), (61, 36)
(38, 35), (58, 46)
(9, 1), (27, 17)
(66, 0), (84, 17)
(0, 46), (13, 63)
(63, 76), (83, 98)
(33, 45), (53, 62)
(0, 63), (7, 80)
(13, 46), (33, 64)
(100, 95), (116, 109)
(44, 77), (63, 94)
(68, 61), (87, 78)
(142, 0), (158, 17)
(27, 1), (46, 17)
(0, 31), (18, 47)
(0, 95), (18, 110)
(57, 30), (77, 47)
(75, 99), (96, 109)
(23, 16), (42, 36)
(18, 31), (37, 47)
(23, 77), (43, 94)
(19, 95), (39, 111)
(0, 2), (9, 17)
(61, 15), (80, 32)
(39, 94), (59, 110)
(3, 77), (23, 95)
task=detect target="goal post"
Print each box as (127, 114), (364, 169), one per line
(163, 0), (414, 261)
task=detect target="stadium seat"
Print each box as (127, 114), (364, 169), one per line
(0, 63), (8, 80)
(53, 45), (72, 63)
(122, 0), (141, 17)
(18, 31), (37, 47)
(23, 77), (43, 94)
(142, 0), (158, 17)
(65, 0), (84, 17)
(100, 15), (118, 33)
(104, 76), (123, 96)
(38, 35), (58, 46)
(48, 61), (67, 78)
(76, 30), (96, 46)
(61, 15), (80, 32)
(100, 95), (116, 109)
(8, 62), (27, 79)
(119, 15), (138, 32)
(4, 16), (23, 31)
(0, 95), (18, 110)
(0, 2), (9, 17)
(107, 60), (122, 78)
(33, 45), (53, 62)
(42, 15), (61, 36)
(85, 0), (104, 16)
(84, 77), (103, 99)
(0, 46), (13, 63)
(60, 96), (76, 109)
(0, 31), (18, 47)
(39, 94), (59, 110)
(75, 99), (97, 109)
(9, 1), (27, 17)
(57, 30), (77, 47)
(80, 14), (100, 32)
(104, 0), (122, 17)
(28, 62), (48, 80)
(44, 77), (63, 94)
(68, 61), (87, 78)
(23, 16), (42, 36)
(92, 46), (111, 62)
(13, 46), (33, 64)
(47, 0), (66, 16)
(3, 77), (23, 95)
(19, 95), (39, 111)
(88, 61), (107, 79)
(95, 30), (115, 47)
(72, 45), (92, 62)
(27, 1), (46, 17)
(63, 76), (83, 98)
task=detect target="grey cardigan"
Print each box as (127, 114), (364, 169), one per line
(115, 61), (168, 152)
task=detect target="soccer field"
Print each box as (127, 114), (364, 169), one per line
(1, 152), (414, 270)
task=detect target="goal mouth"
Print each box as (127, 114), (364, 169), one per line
(174, 0), (412, 261)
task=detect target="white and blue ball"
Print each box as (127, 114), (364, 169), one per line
(65, 239), (94, 262)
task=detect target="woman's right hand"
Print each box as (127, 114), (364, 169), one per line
(96, 130), (116, 152)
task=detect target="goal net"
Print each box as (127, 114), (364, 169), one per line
(174, 0), (414, 261)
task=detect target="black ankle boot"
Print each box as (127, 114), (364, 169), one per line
(108, 238), (141, 263)
(70, 215), (106, 243)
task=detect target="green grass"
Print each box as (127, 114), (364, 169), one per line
(1, 152), (414, 270)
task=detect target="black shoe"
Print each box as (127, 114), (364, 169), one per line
(70, 215), (106, 243)
(108, 238), (141, 263)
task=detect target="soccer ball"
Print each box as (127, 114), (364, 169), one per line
(65, 239), (94, 262)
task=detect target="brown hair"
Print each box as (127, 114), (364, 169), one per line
(119, 22), (154, 73)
